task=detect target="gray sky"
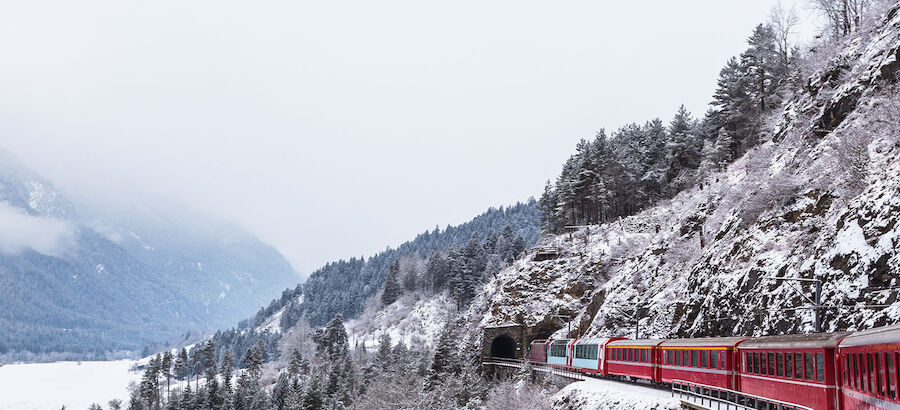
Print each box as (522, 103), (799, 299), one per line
(0, 0), (806, 277)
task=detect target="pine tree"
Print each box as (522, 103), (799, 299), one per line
(243, 341), (265, 381)
(161, 351), (173, 405)
(374, 333), (392, 371)
(174, 348), (188, 386)
(287, 348), (304, 378)
(380, 261), (401, 306)
(302, 377), (323, 410)
(220, 350), (234, 395)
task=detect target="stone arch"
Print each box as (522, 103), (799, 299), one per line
(490, 333), (517, 359)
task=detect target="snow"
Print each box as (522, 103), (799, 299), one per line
(553, 377), (680, 410)
(0, 360), (141, 410)
(476, 3), (900, 338)
(346, 293), (452, 350)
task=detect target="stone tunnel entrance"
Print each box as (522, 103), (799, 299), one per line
(490, 334), (517, 359)
(481, 324), (527, 361)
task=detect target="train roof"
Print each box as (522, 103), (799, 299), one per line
(607, 338), (665, 347)
(659, 337), (749, 348)
(574, 337), (621, 345)
(739, 332), (850, 349)
(839, 323), (900, 347)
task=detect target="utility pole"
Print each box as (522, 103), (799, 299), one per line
(635, 306), (647, 339)
(765, 276), (824, 332)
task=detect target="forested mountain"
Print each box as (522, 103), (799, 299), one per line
(539, 23), (800, 232)
(0, 150), (300, 361)
(301, 203), (537, 327)
(196, 201), (539, 366)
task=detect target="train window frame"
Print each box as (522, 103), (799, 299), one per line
(843, 355), (849, 386)
(794, 353), (803, 379)
(700, 350), (707, 368)
(776, 353), (783, 377)
(804, 352), (814, 381)
(785, 352), (793, 378)
(768, 352), (775, 376)
(864, 352), (873, 393)
(550, 342), (568, 358)
(888, 352), (897, 400)
(816, 353), (825, 382)
(745, 352), (750, 373)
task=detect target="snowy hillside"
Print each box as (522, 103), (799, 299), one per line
(480, 3), (900, 340)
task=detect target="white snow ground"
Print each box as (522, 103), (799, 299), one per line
(0, 360), (141, 410)
(553, 377), (680, 410)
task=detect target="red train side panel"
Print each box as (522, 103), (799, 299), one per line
(657, 337), (748, 390)
(606, 339), (664, 382)
(737, 333), (848, 410)
(838, 324), (900, 410)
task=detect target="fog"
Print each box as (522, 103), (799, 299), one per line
(0, 1), (805, 276)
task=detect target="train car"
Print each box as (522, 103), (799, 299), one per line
(547, 339), (576, 368)
(528, 339), (551, 364)
(658, 337), (748, 389)
(606, 339), (664, 382)
(571, 337), (626, 375)
(737, 332), (849, 410)
(837, 323), (900, 409)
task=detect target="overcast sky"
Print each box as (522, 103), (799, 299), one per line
(0, 0), (807, 277)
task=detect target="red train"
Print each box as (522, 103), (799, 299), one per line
(527, 323), (900, 410)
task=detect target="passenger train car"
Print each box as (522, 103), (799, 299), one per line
(524, 323), (900, 410)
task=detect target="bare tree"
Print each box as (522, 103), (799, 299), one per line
(809, 0), (872, 38)
(770, 1), (800, 74)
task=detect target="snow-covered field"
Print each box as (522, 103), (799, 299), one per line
(553, 377), (680, 410)
(0, 360), (140, 410)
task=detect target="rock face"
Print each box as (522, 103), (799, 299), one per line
(480, 4), (900, 340)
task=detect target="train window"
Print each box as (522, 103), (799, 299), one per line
(684, 350), (690, 366)
(575, 344), (599, 360)
(628, 349), (633, 361)
(785, 353), (793, 378)
(761, 352), (768, 375)
(854, 353), (860, 389)
(675, 350), (681, 365)
(641, 349), (647, 363)
(700, 350), (707, 367)
(550, 343), (567, 357)
(888, 353), (896, 400)
(795, 353), (803, 379)
(753, 353), (760, 374)
(711, 351), (718, 369)
(768, 353), (775, 376)
(868, 353), (875, 393)
(876, 353), (885, 397)
(804, 353), (814, 380)
(776, 353), (783, 377)
(744, 353), (750, 372)
(816, 353), (825, 382)
(691, 350), (697, 367)
(844, 355), (849, 386)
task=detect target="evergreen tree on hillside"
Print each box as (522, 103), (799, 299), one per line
(381, 261), (401, 306)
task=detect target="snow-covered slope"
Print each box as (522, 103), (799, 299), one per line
(480, 3), (900, 339)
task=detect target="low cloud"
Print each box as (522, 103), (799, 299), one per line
(0, 203), (75, 256)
